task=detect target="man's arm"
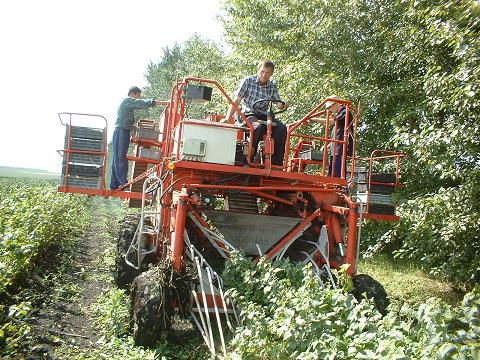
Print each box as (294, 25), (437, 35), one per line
(223, 95), (243, 123)
(125, 98), (159, 110)
(271, 82), (288, 111)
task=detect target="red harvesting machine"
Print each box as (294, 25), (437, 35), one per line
(58, 77), (404, 354)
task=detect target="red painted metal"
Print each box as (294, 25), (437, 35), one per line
(345, 198), (360, 275)
(57, 112), (108, 192)
(172, 195), (188, 271)
(58, 77), (405, 296)
(265, 209), (321, 259)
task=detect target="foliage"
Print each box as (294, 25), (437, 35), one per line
(0, 301), (33, 356)
(215, 0), (480, 282)
(223, 253), (480, 359)
(92, 288), (131, 338)
(220, 0), (479, 183)
(363, 177), (480, 284)
(0, 178), (89, 356)
(142, 34), (236, 120)
(0, 178), (88, 296)
(358, 254), (463, 306)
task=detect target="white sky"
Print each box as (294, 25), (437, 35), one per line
(0, 0), (223, 173)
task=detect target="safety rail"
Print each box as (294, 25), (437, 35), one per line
(164, 77), (269, 170)
(286, 98), (359, 181)
(162, 79), (361, 181)
(57, 112), (108, 191)
(355, 150), (405, 220)
(57, 112), (147, 202)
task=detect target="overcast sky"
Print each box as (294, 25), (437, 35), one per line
(0, 0), (223, 172)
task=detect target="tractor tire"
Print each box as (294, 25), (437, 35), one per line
(131, 267), (173, 347)
(115, 213), (141, 290)
(352, 274), (390, 316)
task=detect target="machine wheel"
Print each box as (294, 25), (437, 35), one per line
(115, 214), (140, 290)
(131, 267), (173, 347)
(352, 274), (390, 316)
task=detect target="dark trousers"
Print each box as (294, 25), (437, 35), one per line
(110, 127), (130, 189)
(247, 115), (287, 166)
(329, 155), (344, 178)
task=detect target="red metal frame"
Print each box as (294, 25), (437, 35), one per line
(357, 150), (405, 221)
(57, 112), (108, 194)
(58, 78), (404, 281)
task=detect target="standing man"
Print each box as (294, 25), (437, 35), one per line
(110, 86), (160, 190)
(326, 98), (354, 178)
(224, 60), (288, 166)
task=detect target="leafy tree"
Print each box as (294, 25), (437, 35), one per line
(220, 0), (479, 187)
(139, 0), (479, 283)
(219, 0), (480, 283)
(142, 34), (236, 118)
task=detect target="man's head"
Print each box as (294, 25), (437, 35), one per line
(257, 60), (275, 85)
(128, 86), (142, 99)
(325, 96), (341, 114)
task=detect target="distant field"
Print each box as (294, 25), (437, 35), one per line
(0, 166), (60, 180)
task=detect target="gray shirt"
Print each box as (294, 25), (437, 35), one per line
(115, 97), (155, 130)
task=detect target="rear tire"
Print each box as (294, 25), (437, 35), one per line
(352, 274), (390, 316)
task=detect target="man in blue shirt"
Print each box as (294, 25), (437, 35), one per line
(225, 60), (288, 166)
(110, 86), (160, 190)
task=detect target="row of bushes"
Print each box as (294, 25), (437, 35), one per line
(223, 253), (480, 359)
(0, 178), (88, 295)
(362, 175), (480, 285)
(0, 178), (89, 354)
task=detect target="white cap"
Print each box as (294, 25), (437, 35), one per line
(325, 95), (340, 109)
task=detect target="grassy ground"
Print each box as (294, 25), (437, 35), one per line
(358, 254), (464, 306)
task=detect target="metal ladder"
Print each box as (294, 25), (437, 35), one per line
(125, 176), (162, 270)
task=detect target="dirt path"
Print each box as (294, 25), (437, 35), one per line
(27, 199), (121, 359)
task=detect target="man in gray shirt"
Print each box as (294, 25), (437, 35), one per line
(110, 86), (160, 190)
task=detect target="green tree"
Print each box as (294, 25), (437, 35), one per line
(221, 0), (479, 189)
(138, 0), (479, 283)
(143, 34), (236, 118)
(220, 0), (480, 283)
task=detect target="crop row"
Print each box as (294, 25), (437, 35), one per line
(0, 178), (88, 295)
(223, 253), (480, 359)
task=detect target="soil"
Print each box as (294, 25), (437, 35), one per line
(24, 200), (119, 359)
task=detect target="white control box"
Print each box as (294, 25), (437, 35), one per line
(173, 120), (238, 165)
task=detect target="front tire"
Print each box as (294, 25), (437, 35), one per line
(115, 214), (140, 290)
(131, 267), (172, 346)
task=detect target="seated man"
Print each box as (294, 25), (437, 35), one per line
(224, 60), (288, 166)
(326, 98), (354, 178)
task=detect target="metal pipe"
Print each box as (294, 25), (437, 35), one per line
(206, 268), (226, 356)
(172, 196), (188, 271)
(355, 198), (365, 275)
(196, 258), (215, 354)
(190, 291), (212, 352)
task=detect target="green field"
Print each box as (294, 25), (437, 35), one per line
(0, 166), (60, 180)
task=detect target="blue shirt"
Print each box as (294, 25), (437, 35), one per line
(235, 75), (282, 115)
(115, 97), (155, 130)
